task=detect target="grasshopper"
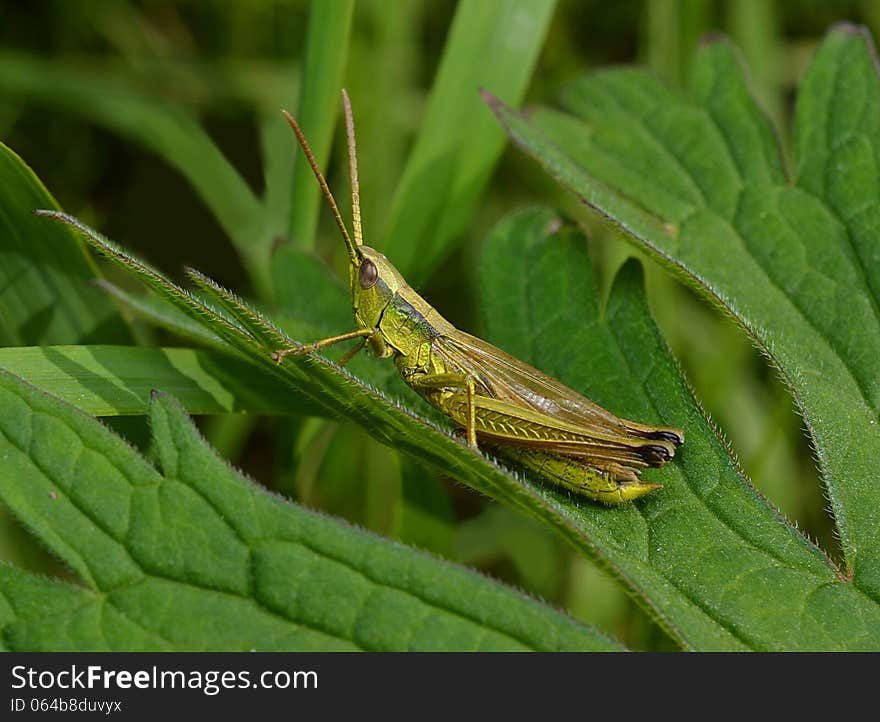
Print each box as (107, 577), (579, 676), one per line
(274, 91), (683, 504)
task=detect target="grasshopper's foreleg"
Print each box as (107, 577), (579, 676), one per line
(409, 373), (478, 448)
(272, 328), (374, 364)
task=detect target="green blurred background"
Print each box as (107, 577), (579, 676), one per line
(1, 0), (875, 650)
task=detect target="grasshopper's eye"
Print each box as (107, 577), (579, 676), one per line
(359, 259), (378, 289)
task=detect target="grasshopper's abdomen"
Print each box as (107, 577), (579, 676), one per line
(490, 445), (662, 505)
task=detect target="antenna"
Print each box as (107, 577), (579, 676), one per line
(281, 109), (359, 264)
(341, 89), (364, 247)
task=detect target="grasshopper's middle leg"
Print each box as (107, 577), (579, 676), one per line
(409, 372), (478, 448)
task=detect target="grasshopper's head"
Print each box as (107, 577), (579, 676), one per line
(350, 245), (407, 331)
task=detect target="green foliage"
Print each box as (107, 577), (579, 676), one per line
(1, 5), (879, 651)
(0, 55), (268, 287)
(487, 24), (880, 597)
(0, 143), (129, 346)
(381, 0), (556, 283)
(478, 208), (879, 650)
(286, 0), (354, 251)
(0, 376), (614, 651)
(0, 345), (316, 416)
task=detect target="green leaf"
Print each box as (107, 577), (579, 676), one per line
(0, 345), (324, 417)
(478, 207), (880, 651)
(0, 143), (129, 346)
(0, 372), (617, 651)
(40, 205), (880, 650)
(485, 25), (880, 601)
(381, 0), (557, 283)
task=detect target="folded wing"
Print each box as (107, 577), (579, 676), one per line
(431, 330), (683, 477)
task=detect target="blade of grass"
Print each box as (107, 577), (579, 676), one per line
(381, 0), (557, 284)
(286, 0), (355, 251)
(0, 52), (268, 294)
